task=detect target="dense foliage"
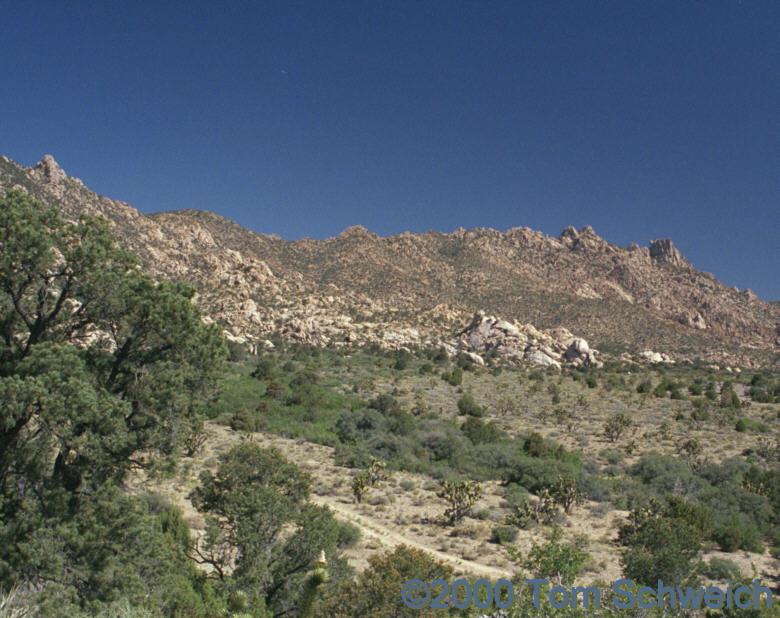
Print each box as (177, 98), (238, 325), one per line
(0, 192), (229, 614)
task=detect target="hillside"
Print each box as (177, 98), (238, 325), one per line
(1, 154), (777, 367)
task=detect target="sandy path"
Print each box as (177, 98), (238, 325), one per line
(311, 495), (512, 579)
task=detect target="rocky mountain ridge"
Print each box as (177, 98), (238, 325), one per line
(1, 154), (777, 367)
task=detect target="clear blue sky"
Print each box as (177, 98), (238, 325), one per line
(2, 1), (778, 299)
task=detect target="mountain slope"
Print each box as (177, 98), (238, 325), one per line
(1, 154), (777, 366)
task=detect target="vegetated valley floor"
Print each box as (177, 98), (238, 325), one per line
(130, 349), (780, 591)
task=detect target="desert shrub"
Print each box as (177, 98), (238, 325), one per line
(720, 387), (741, 409)
(503, 482), (530, 505)
(618, 497), (707, 586)
(334, 434), (420, 472)
(285, 382), (325, 408)
(688, 382), (703, 396)
(629, 454), (777, 550)
(713, 523), (743, 552)
(517, 526), (589, 585)
(505, 499), (535, 529)
(490, 525), (518, 545)
(418, 361), (434, 375)
(504, 456), (583, 495)
(230, 408), (258, 432)
(316, 545), (453, 617)
(251, 357), (277, 380)
(264, 378), (286, 398)
(460, 417), (503, 444)
(743, 465), (780, 515)
(431, 346), (449, 364)
(419, 424), (469, 462)
(586, 477), (612, 503)
(393, 349), (412, 370)
(705, 557), (742, 581)
(750, 386), (774, 403)
(334, 409), (389, 444)
(603, 412), (631, 442)
(652, 382), (669, 398)
(772, 532), (780, 559)
(636, 380), (653, 394)
(290, 367), (319, 387)
(368, 393), (399, 414)
(335, 520), (361, 549)
(690, 402), (710, 427)
(599, 448), (624, 465)
(388, 408), (415, 436)
(630, 452), (696, 489)
(523, 432), (549, 457)
(735, 417), (770, 433)
(226, 339), (250, 363)
(442, 366), (463, 386)
(456, 393), (483, 417)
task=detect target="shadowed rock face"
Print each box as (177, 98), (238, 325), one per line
(1, 154), (777, 367)
(649, 238), (689, 269)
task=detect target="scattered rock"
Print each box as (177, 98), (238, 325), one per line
(640, 350), (674, 364)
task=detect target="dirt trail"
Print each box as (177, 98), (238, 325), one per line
(311, 495), (511, 579)
(205, 424), (516, 578)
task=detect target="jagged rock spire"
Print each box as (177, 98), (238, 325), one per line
(649, 238), (689, 268)
(35, 154), (67, 184)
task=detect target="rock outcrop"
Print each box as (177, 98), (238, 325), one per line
(457, 311), (602, 368)
(649, 238), (689, 269)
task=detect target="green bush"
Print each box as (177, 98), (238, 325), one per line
(393, 349), (412, 370)
(599, 449), (624, 465)
(636, 380), (652, 394)
(705, 557), (742, 581)
(713, 524), (742, 552)
(735, 417), (769, 433)
(230, 408), (258, 432)
(456, 393), (484, 417)
(442, 367), (463, 386)
(688, 383), (703, 396)
(714, 520), (763, 553)
(252, 357), (277, 380)
(461, 417), (503, 444)
(523, 432), (548, 457)
(369, 393), (399, 414)
(490, 525), (518, 545)
(335, 520), (361, 549)
(519, 526), (589, 585)
(618, 497), (707, 586)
